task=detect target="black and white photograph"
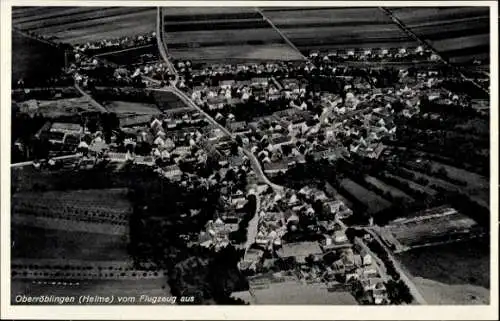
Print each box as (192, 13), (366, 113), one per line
(1, 1), (498, 320)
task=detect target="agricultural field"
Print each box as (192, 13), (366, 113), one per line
(11, 225), (130, 261)
(104, 100), (162, 116)
(12, 30), (65, 87)
(262, 7), (418, 53)
(16, 95), (102, 118)
(381, 172), (438, 198)
(11, 278), (171, 304)
(397, 237), (490, 304)
(151, 90), (189, 110)
(248, 280), (357, 305)
(339, 178), (392, 214)
(364, 175), (414, 202)
(12, 7), (156, 45)
(162, 7), (305, 62)
(390, 7), (490, 65)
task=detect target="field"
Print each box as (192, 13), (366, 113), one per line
(11, 278), (171, 304)
(17, 95), (101, 118)
(12, 225), (130, 261)
(249, 280), (357, 305)
(339, 178), (392, 214)
(381, 207), (483, 250)
(397, 238), (490, 304)
(12, 30), (65, 87)
(364, 175), (414, 202)
(262, 7), (417, 52)
(151, 90), (189, 110)
(12, 7), (156, 45)
(390, 7), (490, 65)
(162, 7), (305, 62)
(104, 100), (161, 115)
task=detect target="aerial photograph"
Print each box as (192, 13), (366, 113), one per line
(9, 5), (491, 306)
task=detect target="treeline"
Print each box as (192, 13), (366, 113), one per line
(89, 87), (157, 105)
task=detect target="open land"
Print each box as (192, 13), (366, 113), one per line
(339, 178), (392, 214)
(163, 7), (305, 62)
(397, 238), (490, 304)
(16, 96), (102, 118)
(262, 7), (418, 52)
(12, 31), (65, 86)
(12, 7), (156, 45)
(248, 280), (357, 305)
(390, 7), (490, 65)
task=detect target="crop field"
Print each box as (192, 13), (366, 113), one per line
(262, 7), (417, 53)
(11, 278), (170, 304)
(12, 30), (65, 86)
(364, 175), (414, 202)
(397, 237), (490, 304)
(426, 161), (489, 205)
(390, 7), (490, 65)
(17, 96), (102, 118)
(12, 7), (156, 45)
(98, 44), (161, 67)
(382, 172), (438, 197)
(151, 90), (189, 110)
(11, 225), (130, 261)
(104, 100), (161, 116)
(339, 178), (391, 214)
(162, 7), (305, 62)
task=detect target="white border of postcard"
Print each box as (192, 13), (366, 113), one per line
(1, 1), (498, 320)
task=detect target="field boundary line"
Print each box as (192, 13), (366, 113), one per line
(254, 8), (307, 61)
(379, 7), (490, 95)
(93, 44), (156, 58)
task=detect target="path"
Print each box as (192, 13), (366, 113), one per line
(254, 8), (307, 61)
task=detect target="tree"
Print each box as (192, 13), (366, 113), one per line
(385, 280), (413, 305)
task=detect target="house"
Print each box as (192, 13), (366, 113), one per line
(228, 121), (250, 135)
(251, 77), (269, 87)
(277, 241), (323, 264)
(238, 248), (265, 272)
(163, 164), (182, 179)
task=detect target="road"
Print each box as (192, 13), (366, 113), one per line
(154, 9), (286, 192)
(363, 227), (428, 304)
(156, 7), (179, 86)
(319, 97), (342, 124)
